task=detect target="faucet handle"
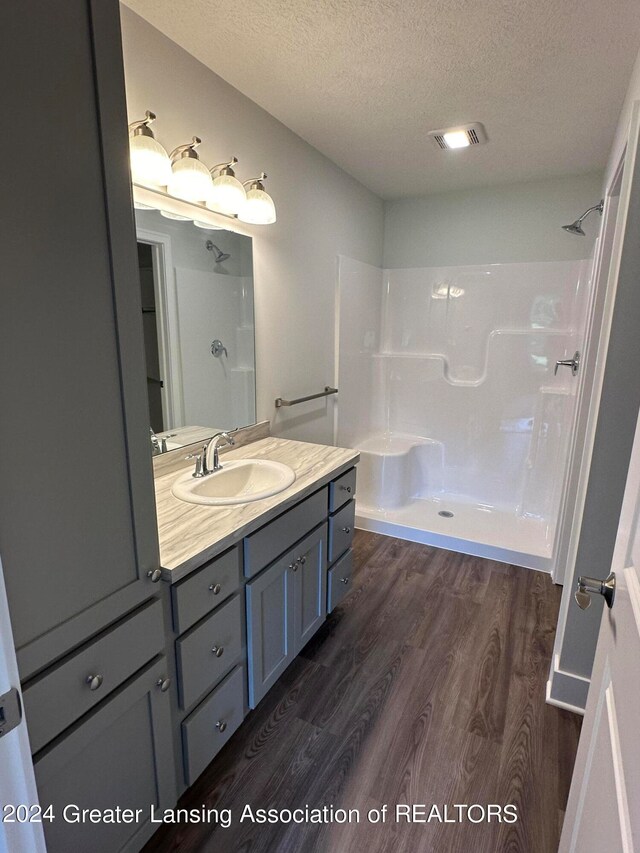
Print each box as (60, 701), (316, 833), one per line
(185, 452), (205, 478)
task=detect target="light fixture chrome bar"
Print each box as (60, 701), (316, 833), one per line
(275, 386), (338, 408)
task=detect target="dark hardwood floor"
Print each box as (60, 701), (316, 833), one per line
(145, 531), (581, 853)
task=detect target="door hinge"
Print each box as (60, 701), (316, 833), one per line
(0, 687), (22, 738)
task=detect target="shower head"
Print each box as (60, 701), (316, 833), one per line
(562, 200), (604, 236)
(206, 240), (230, 263)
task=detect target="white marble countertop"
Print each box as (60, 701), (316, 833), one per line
(154, 437), (359, 582)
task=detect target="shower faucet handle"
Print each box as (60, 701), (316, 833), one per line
(555, 350), (580, 376)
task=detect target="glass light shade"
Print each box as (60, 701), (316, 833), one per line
(129, 135), (172, 187)
(206, 174), (247, 215)
(167, 157), (213, 202)
(238, 188), (277, 224)
(193, 220), (223, 230)
(160, 210), (191, 221)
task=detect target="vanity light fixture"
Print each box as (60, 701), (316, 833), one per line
(193, 220), (223, 230)
(206, 157), (247, 215)
(167, 137), (214, 202)
(160, 210), (191, 221)
(238, 173), (277, 224)
(128, 111), (172, 187)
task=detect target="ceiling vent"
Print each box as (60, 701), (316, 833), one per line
(427, 122), (488, 150)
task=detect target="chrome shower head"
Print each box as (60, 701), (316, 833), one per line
(206, 240), (230, 262)
(562, 200), (604, 236)
(562, 220), (586, 236)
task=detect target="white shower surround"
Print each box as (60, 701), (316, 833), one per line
(337, 255), (593, 571)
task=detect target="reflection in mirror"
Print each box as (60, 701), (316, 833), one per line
(135, 210), (256, 454)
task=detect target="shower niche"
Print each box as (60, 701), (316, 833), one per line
(337, 255), (594, 571)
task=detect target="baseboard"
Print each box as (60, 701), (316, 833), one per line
(546, 655), (589, 715)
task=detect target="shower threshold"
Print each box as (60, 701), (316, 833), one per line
(355, 497), (553, 572)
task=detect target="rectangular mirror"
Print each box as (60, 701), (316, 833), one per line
(135, 209), (256, 454)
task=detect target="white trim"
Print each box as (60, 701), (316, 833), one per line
(545, 679), (586, 716)
(137, 228), (185, 428)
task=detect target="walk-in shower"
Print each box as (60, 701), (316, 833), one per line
(337, 255), (594, 571)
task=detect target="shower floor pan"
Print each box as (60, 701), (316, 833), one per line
(355, 432), (553, 572)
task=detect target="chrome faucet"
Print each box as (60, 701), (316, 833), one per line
(206, 431), (236, 472)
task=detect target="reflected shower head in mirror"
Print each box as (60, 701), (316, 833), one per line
(562, 200), (604, 235)
(206, 240), (230, 262)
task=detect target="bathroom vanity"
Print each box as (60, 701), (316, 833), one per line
(153, 433), (358, 792)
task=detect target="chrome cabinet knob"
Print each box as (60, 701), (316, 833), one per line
(86, 674), (103, 691)
(216, 720), (227, 733)
(147, 568), (162, 583)
(289, 562), (298, 572)
(297, 555), (306, 565)
(156, 677), (171, 692)
(341, 526), (351, 534)
(341, 577), (350, 585)
(575, 572), (616, 610)
(209, 583), (222, 594)
(341, 485), (352, 493)
(211, 646), (224, 657)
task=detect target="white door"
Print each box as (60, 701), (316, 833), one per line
(559, 404), (640, 852)
(0, 557), (46, 853)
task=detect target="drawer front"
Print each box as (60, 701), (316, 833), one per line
(182, 665), (245, 785)
(328, 549), (354, 613)
(244, 487), (328, 579)
(329, 467), (357, 513)
(35, 657), (177, 853)
(23, 599), (164, 754)
(176, 594), (244, 711)
(172, 546), (241, 635)
(328, 500), (355, 564)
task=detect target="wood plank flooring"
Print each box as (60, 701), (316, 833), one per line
(144, 531), (581, 853)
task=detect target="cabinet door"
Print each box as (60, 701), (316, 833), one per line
(246, 554), (295, 708)
(293, 524), (328, 654)
(1, 0), (160, 680)
(34, 658), (177, 853)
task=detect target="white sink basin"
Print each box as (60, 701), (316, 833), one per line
(171, 459), (296, 506)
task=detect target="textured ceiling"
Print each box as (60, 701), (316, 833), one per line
(123, 0), (640, 199)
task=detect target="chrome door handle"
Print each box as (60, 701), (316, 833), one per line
(575, 572), (616, 610)
(555, 351), (580, 376)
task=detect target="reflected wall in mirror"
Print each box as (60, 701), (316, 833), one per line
(135, 210), (256, 454)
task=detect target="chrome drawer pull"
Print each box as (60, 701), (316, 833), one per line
(297, 555), (306, 565)
(211, 646), (224, 657)
(341, 526), (351, 534)
(341, 577), (350, 585)
(209, 583), (222, 594)
(147, 568), (162, 583)
(156, 677), (171, 692)
(340, 485), (352, 493)
(216, 720), (227, 733)
(86, 674), (103, 691)
(289, 562), (298, 572)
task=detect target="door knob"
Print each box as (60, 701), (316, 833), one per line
(555, 351), (580, 376)
(575, 572), (616, 610)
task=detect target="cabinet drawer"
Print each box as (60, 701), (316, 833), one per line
(182, 665), (245, 785)
(328, 500), (355, 563)
(24, 599), (164, 754)
(329, 467), (357, 513)
(328, 549), (354, 613)
(176, 594), (243, 711)
(244, 487), (328, 578)
(35, 657), (176, 853)
(172, 546), (241, 634)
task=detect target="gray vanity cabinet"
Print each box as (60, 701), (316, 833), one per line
(246, 552), (295, 707)
(34, 658), (177, 853)
(246, 523), (327, 707)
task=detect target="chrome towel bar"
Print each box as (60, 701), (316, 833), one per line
(275, 386), (338, 408)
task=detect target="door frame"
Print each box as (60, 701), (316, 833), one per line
(137, 228), (185, 429)
(0, 555), (46, 853)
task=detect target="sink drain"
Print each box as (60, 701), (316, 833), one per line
(438, 510), (454, 518)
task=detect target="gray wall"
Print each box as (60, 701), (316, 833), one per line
(120, 7), (384, 446)
(383, 172), (603, 268)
